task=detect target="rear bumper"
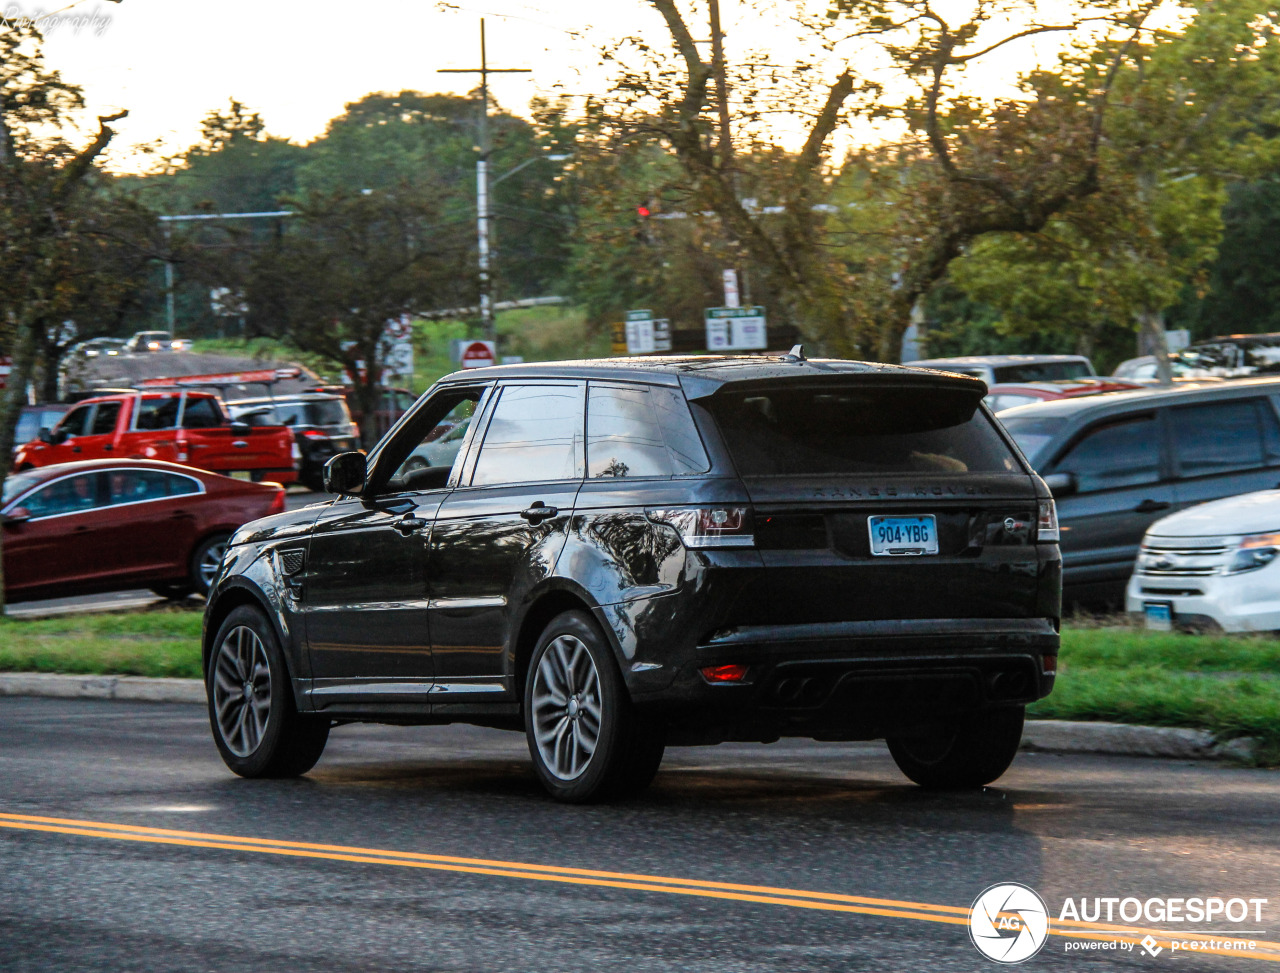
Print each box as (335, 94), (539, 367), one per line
(629, 617), (1058, 742)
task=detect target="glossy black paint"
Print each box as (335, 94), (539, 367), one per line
(204, 356), (1061, 743)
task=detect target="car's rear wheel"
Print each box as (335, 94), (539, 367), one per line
(524, 610), (663, 803)
(191, 533), (231, 597)
(886, 706), (1024, 789)
(207, 604), (329, 778)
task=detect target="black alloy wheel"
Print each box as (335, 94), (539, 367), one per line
(206, 604), (329, 778)
(886, 705), (1025, 789)
(191, 533), (231, 597)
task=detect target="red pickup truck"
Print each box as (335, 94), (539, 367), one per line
(12, 391), (299, 484)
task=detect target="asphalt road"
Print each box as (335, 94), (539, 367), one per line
(2, 697), (1278, 972)
(4, 489), (327, 619)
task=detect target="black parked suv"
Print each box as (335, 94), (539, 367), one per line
(202, 355), (1061, 801)
(998, 377), (1280, 605)
(228, 393), (360, 491)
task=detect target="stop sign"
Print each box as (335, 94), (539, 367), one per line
(460, 341), (496, 369)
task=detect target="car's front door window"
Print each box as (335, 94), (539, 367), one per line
(470, 384), (585, 486)
(383, 395), (481, 493)
(1051, 416), (1161, 492)
(23, 472), (103, 518)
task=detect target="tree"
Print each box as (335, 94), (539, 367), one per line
(240, 185), (471, 444)
(0, 22), (138, 607)
(588, 0), (1165, 360)
(941, 0), (1280, 379)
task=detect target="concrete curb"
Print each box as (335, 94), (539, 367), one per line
(0, 673), (1259, 762)
(0, 672), (205, 705)
(1020, 719), (1257, 762)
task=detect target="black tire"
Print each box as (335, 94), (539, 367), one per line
(150, 583), (193, 600)
(523, 610), (663, 803)
(190, 533), (232, 598)
(886, 706), (1025, 789)
(206, 604), (329, 778)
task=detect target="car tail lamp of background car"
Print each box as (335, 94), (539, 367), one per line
(647, 506), (755, 548)
(1037, 499), (1060, 543)
(302, 430), (330, 442)
(267, 487), (286, 516)
(1226, 532), (1280, 574)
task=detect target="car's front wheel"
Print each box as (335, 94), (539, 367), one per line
(207, 605), (329, 778)
(886, 706), (1024, 789)
(524, 610), (663, 803)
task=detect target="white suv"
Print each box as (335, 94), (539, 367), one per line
(1127, 490), (1280, 632)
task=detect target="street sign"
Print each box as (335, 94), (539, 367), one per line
(652, 318), (672, 352)
(383, 340), (414, 379)
(0, 355), (10, 390)
(625, 309), (657, 354)
(610, 321), (628, 355)
(705, 306), (767, 350)
(460, 340), (497, 368)
(722, 269), (740, 308)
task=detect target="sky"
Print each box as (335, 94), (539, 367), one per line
(12, 0), (1153, 172)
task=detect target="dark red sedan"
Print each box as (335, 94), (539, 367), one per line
(1, 459), (285, 603)
(985, 378), (1145, 413)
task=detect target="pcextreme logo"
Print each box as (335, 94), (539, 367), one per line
(969, 883), (1051, 964)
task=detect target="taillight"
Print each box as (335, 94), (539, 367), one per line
(1043, 655), (1057, 675)
(700, 664), (750, 683)
(1037, 499), (1059, 542)
(302, 430), (328, 440)
(267, 488), (286, 515)
(647, 506), (755, 548)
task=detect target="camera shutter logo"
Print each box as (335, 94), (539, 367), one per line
(969, 883), (1050, 964)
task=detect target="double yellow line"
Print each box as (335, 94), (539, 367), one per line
(1, 811), (1277, 961)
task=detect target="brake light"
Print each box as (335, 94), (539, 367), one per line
(267, 488), (286, 515)
(700, 664), (750, 683)
(1036, 499), (1059, 542)
(1043, 655), (1057, 675)
(647, 506), (755, 548)
(302, 430), (328, 440)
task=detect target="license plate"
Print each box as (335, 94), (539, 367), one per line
(1144, 601), (1173, 631)
(868, 515), (939, 556)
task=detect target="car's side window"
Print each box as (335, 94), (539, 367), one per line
(470, 384), (585, 487)
(586, 384), (710, 478)
(384, 396), (480, 492)
(57, 405), (94, 439)
(104, 470), (199, 505)
(1051, 415), (1161, 492)
(181, 397), (222, 429)
(1171, 400), (1267, 478)
(23, 473), (103, 518)
(135, 396), (180, 431)
(90, 403), (121, 436)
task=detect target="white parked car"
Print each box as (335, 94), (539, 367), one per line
(1127, 490), (1280, 632)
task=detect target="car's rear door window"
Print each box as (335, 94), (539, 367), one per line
(586, 384), (708, 478)
(1049, 416), (1160, 491)
(105, 470), (200, 505)
(703, 385), (1018, 476)
(471, 384), (585, 486)
(181, 397), (223, 429)
(1171, 400), (1268, 477)
(135, 396), (180, 430)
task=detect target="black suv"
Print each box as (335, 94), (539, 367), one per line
(202, 355), (1061, 801)
(228, 393), (360, 491)
(999, 377), (1280, 605)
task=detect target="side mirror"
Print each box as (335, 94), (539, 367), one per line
(323, 451), (367, 495)
(1043, 472), (1077, 497)
(38, 427), (53, 444)
(229, 420), (251, 436)
(2, 507), (31, 525)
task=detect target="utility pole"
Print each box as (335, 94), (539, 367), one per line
(439, 19), (530, 348)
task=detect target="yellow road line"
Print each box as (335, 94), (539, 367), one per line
(1, 812), (1276, 962)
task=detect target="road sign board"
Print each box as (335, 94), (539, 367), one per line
(626, 317), (655, 354)
(0, 355), (10, 390)
(460, 340), (496, 368)
(652, 318), (672, 352)
(625, 309), (653, 322)
(705, 306), (766, 350)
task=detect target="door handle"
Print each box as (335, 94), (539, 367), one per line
(393, 514), (429, 536)
(520, 502), (559, 525)
(102, 444), (113, 451)
(1135, 499), (1171, 514)
(71, 445), (81, 453)
(232, 441), (249, 448)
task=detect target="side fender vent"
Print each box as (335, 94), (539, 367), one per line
(279, 549), (306, 576)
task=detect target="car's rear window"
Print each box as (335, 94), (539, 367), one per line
(704, 385), (1021, 476)
(992, 361), (1092, 382)
(305, 399), (351, 427)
